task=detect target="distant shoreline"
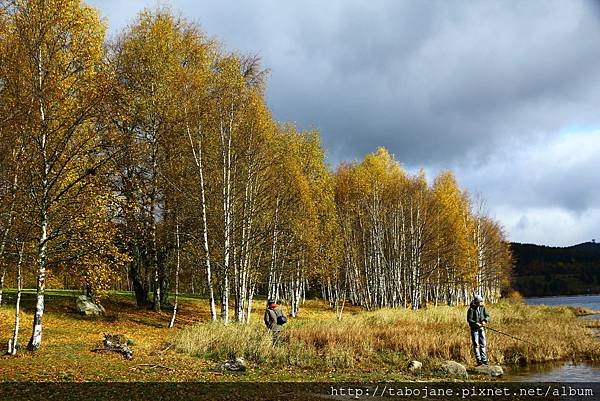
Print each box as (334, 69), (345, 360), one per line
(525, 293), (600, 299)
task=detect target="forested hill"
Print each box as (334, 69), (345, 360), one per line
(511, 241), (600, 296)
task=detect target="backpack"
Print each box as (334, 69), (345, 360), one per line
(274, 308), (287, 325)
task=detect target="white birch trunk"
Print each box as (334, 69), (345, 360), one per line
(150, 134), (160, 312)
(29, 203), (48, 351)
(220, 110), (234, 324)
(28, 45), (48, 351)
(8, 243), (24, 355)
(168, 220), (180, 328)
(245, 278), (256, 324)
(186, 117), (217, 320)
(268, 198), (279, 300)
(0, 268), (5, 308)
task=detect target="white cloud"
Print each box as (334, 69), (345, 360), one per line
(453, 130), (600, 245)
(492, 206), (600, 246)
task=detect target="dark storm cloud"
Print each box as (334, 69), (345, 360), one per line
(91, 0), (600, 166)
(89, 0), (600, 245)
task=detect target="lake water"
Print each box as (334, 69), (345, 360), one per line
(525, 294), (600, 311)
(502, 294), (600, 382)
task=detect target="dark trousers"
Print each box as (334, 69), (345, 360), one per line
(470, 328), (487, 363)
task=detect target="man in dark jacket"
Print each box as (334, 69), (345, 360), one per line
(467, 294), (490, 366)
(264, 299), (286, 345)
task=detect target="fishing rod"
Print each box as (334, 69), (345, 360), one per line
(485, 326), (536, 346)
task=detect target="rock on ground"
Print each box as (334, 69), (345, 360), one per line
(408, 360), (422, 372)
(471, 364), (504, 377)
(220, 357), (247, 372)
(439, 360), (468, 379)
(76, 295), (105, 316)
(101, 334), (133, 360)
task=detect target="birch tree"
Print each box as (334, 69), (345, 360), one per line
(329, 148), (511, 311)
(0, 3), (21, 307)
(431, 171), (475, 305)
(112, 7), (191, 311)
(2, 0), (116, 350)
(266, 126), (335, 317)
(175, 29), (219, 320)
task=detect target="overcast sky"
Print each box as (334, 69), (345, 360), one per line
(88, 0), (600, 247)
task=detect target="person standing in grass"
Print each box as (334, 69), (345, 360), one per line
(467, 294), (490, 366)
(264, 299), (287, 345)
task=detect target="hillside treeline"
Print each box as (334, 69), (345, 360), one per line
(512, 242), (600, 296)
(0, 1), (512, 349)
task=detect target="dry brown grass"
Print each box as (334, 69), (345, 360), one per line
(1, 289), (598, 382)
(175, 300), (600, 370)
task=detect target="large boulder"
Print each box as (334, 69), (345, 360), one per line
(471, 364), (504, 377)
(439, 360), (468, 379)
(76, 295), (105, 316)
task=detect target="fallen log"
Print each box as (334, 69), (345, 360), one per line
(91, 334), (133, 360)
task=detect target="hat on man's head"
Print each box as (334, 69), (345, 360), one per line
(267, 299), (276, 305)
(473, 294), (484, 303)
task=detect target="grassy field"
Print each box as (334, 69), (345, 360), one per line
(0, 289), (599, 382)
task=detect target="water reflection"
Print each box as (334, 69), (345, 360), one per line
(504, 295), (600, 382)
(504, 361), (600, 382)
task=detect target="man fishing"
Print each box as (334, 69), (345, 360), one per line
(467, 294), (490, 366)
(264, 299), (287, 345)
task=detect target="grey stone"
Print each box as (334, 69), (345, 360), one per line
(408, 360), (423, 372)
(439, 360), (468, 379)
(472, 364), (504, 377)
(220, 357), (247, 372)
(76, 295), (105, 316)
(102, 333), (133, 359)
